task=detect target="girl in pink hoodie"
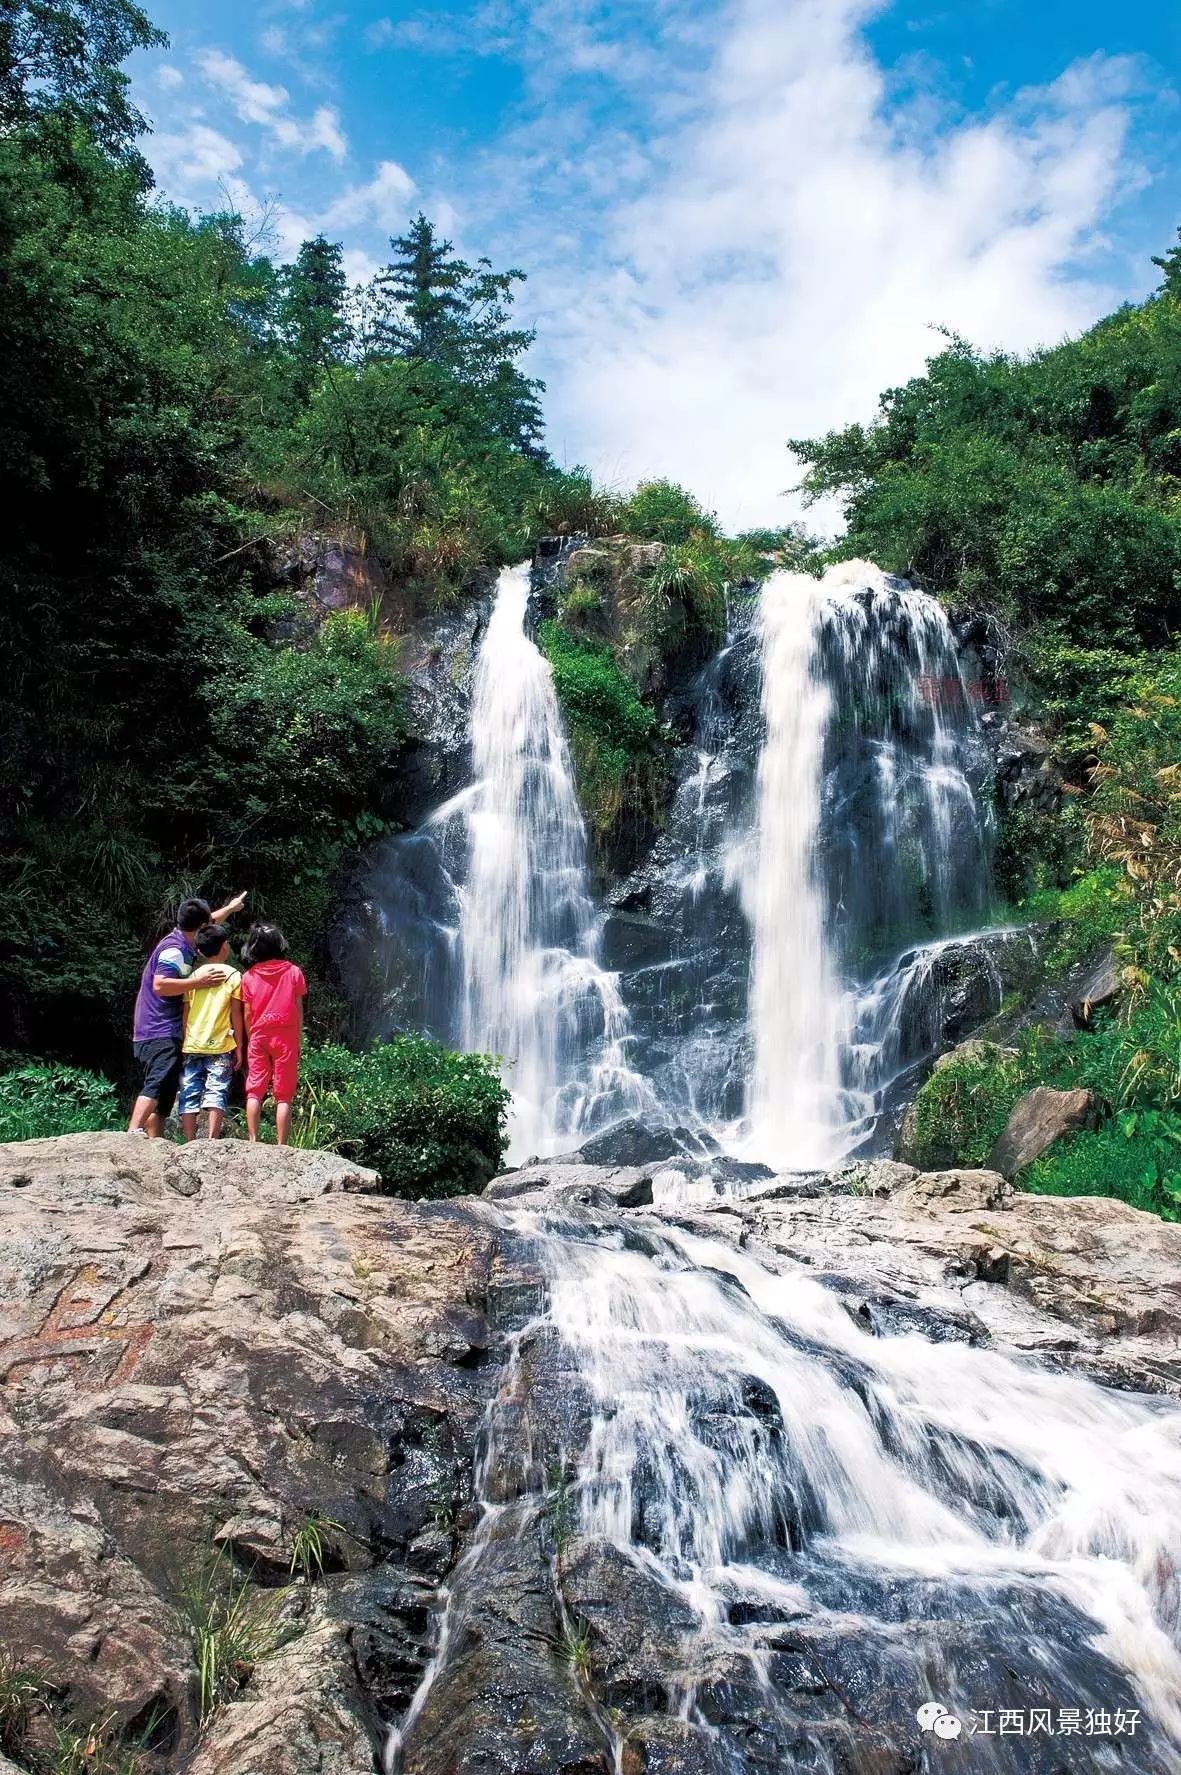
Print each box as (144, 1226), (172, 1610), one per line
(240, 922), (307, 1145)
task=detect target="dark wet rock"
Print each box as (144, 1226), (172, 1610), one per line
(329, 590), (490, 1042)
(399, 1511), (611, 1775)
(619, 1717), (734, 1775)
(555, 1121), (718, 1169)
(986, 714), (1064, 814)
(988, 1086), (1107, 1179)
(846, 1292), (988, 1344)
(559, 1538), (701, 1714)
(1071, 950), (1123, 1029)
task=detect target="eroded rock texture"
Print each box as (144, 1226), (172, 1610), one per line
(0, 1134), (502, 1775)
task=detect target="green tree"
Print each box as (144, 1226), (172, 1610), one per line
(0, 0), (165, 159)
(280, 234), (350, 403)
(369, 212), (545, 454)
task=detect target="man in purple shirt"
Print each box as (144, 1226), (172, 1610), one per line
(129, 892), (247, 1137)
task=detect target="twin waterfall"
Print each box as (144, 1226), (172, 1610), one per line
(381, 555), (1181, 1774)
(455, 556), (991, 1167)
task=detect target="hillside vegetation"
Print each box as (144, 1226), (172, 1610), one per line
(797, 248), (1181, 1214)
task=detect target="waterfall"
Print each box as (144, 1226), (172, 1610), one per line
(746, 560), (995, 1167)
(746, 571), (849, 1167)
(456, 562), (653, 1159)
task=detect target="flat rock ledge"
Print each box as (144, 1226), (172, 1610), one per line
(2, 1134), (1180, 1775)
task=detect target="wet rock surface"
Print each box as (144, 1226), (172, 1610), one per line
(5, 1135), (1180, 1774)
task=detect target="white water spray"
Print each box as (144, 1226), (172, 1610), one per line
(456, 562), (654, 1158)
(745, 569), (848, 1166)
(746, 560), (995, 1168)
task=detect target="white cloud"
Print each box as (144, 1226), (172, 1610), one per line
(196, 48), (290, 125)
(343, 246), (382, 285)
(309, 105), (349, 162)
(156, 64), (185, 90)
(364, 18), (395, 50)
(325, 159), (418, 230)
(489, 0), (1148, 527)
(150, 122), (244, 192)
(195, 47), (349, 161)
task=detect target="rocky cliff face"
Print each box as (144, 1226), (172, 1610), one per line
(4, 1135), (1180, 1774)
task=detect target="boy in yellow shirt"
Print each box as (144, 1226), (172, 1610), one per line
(178, 925), (245, 1140)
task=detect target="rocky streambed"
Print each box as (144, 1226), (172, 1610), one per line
(3, 1135), (1181, 1774)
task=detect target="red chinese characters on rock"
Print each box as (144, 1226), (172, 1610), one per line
(918, 673), (1009, 710)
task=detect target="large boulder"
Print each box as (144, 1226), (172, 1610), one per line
(0, 1132), (502, 1770)
(988, 1085), (1106, 1178)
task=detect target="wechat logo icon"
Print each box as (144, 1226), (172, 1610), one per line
(917, 1701), (963, 1741)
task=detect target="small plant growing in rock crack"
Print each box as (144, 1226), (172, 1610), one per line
(0, 1652), (44, 1758)
(176, 1546), (291, 1725)
(289, 1512), (347, 1581)
(545, 1460), (576, 1556)
(47, 1711), (150, 1775)
(424, 1420), (459, 1533)
(0, 1659), (158, 1775)
(563, 1619), (594, 1681)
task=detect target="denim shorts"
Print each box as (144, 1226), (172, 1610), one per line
(178, 1051), (235, 1116)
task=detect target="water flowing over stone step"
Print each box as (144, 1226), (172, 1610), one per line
(390, 1161), (1181, 1775)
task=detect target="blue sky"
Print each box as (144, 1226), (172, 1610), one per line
(131, 0), (1181, 528)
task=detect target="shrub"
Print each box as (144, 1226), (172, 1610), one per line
(538, 621), (667, 831)
(0, 1062), (122, 1143)
(292, 1037), (509, 1197)
(618, 479), (718, 545)
(1022, 1110), (1181, 1220)
(905, 1039), (1042, 1169)
(1023, 865), (1135, 973)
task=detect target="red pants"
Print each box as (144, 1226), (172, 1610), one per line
(245, 1027), (300, 1103)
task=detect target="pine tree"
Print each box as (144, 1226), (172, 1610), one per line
(371, 213), (470, 364)
(368, 212), (546, 454)
(281, 234), (349, 401)
(1152, 228), (1181, 300)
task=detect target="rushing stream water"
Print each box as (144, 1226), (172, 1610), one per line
(389, 1185), (1181, 1773)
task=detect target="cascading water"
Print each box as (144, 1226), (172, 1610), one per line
(746, 571), (850, 1167)
(746, 561), (997, 1166)
(454, 562), (653, 1159)
(391, 1184), (1181, 1773)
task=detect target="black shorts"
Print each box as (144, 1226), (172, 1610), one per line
(132, 1037), (183, 1118)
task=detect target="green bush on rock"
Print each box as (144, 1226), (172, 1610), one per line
(1023, 1111), (1181, 1220)
(539, 620), (667, 832)
(292, 1037), (509, 1197)
(905, 1040), (1040, 1170)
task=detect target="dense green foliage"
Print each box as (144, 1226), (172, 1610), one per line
(794, 286), (1181, 649)
(1024, 1112), (1181, 1218)
(0, 2), (602, 1072)
(0, 1061), (122, 1142)
(539, 620), (667, 832)
(292, 1038), (509, 1196)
